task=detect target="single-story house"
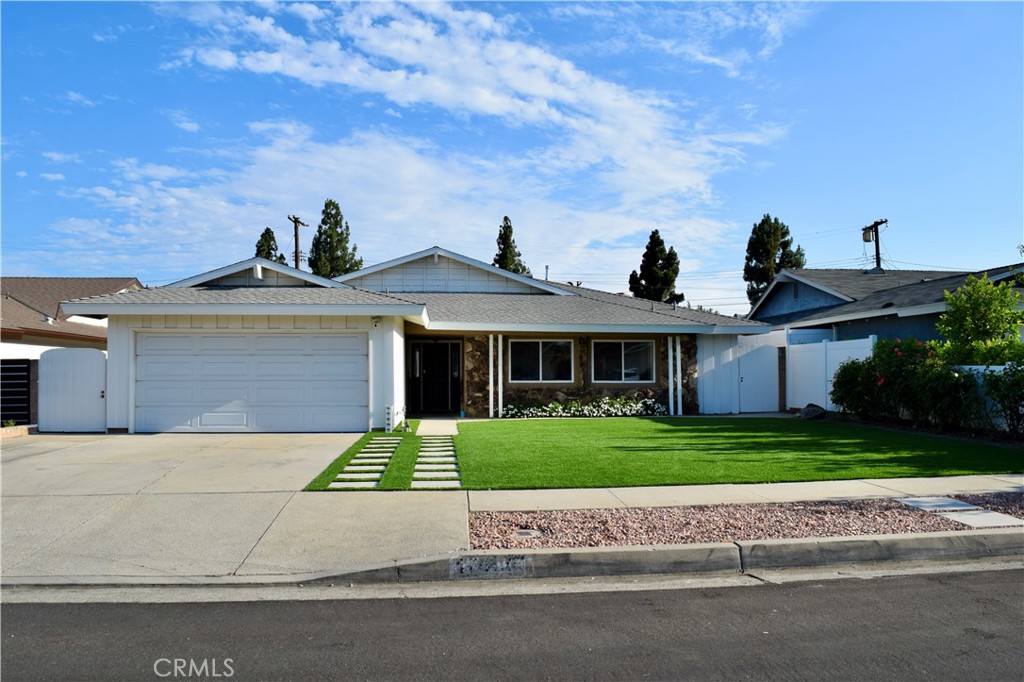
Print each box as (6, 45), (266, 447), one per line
(1, 276), (142, 425)
(62, 247), (767, 433)
(747, 263), (1023, 342)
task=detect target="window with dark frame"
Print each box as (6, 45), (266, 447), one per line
(509, 340), (572, 382)
(593, 340), (654, 382)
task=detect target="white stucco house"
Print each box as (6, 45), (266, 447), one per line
(61, 247), (767, 433)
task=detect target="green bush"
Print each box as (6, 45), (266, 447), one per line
(830, 337), (984, 432)
(983, 363), (1024, 439)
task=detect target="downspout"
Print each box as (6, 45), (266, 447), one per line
(497, 334), (504, 418)
(667, 336), (676, 416)
(675, 335), (684, 416)
(488, 334), (494, 419)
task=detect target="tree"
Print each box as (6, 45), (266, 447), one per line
(628, 229), (684, 304)
(254, 227), (288, 264)
(492, 216), (530, 275)
(743, 213), (806, 306)
(308, 199), (363, 278)
(937, 274), (1024, 346)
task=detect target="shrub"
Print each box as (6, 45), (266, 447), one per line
(983, 363), (1024, 439)
(503, 396), (668, 419)
(830, 358), (881, 420)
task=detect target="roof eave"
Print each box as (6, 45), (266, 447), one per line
(60, 302), (427, 318)
(419, 321), (767, 334)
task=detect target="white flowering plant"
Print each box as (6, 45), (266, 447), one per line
(502, 396), (668, 419)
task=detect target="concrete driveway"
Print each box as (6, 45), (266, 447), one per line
(1, 434), (470, 581)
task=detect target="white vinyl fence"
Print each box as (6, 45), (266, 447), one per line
(786, 336), (876, 411)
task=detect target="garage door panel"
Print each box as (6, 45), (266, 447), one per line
(134, 332), (369, 433)
(198, 411), (248, 428)
(137, 359), (196, 379)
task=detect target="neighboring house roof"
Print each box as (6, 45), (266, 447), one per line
(753, 263), (1022, 328)
(335, 246), (571, 296)
(61, 252), (767, 335)
(1, 276), (142, 342)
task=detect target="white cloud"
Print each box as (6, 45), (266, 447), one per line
(40, 173), (65, 181)
(42, 151), (83, 163)
(64, 91), (96, 107)
(165, 109), (201, 133)
(16, 171), (28, 178)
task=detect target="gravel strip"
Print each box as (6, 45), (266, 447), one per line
(952, 492), (1024, 519)
(470, 498), (968, 550)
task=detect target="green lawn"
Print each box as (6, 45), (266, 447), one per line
(456, 417), (1023, 490)
(305, 432), (421, 491)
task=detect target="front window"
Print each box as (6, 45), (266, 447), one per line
(510, 340), (573, 382)
(593, 340), (654, 382)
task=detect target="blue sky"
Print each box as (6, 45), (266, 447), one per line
(3, 1), (1021, 315)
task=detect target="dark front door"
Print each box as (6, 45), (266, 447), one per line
(408, 340), (462, 414)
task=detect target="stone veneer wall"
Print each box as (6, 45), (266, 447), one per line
(460, 334), (698, 418)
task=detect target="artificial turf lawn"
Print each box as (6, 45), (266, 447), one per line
(455, 417), (1023, 490)
(305, 432), (421, 491)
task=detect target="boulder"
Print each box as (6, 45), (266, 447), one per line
(799, 403), (826, 420)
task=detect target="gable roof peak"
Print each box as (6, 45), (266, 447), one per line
(167, 257), (347, 289)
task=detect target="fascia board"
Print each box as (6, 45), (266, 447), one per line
(168, 258), (345, 288)
(60, 302), (426, 317)
(421, 320), (768, 334)
(780, 302), (947, 328)
(337, 246), (571, 296)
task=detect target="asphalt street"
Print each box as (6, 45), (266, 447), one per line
(2, 569), (1021, 681)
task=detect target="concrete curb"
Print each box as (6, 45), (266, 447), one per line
(4, 528), (1019, 588)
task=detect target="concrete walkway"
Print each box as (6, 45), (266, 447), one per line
(415, 418), (460, 436)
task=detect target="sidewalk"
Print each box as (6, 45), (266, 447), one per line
(2, 473), (1020, 588)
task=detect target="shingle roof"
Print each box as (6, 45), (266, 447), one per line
(784, 268), (966, 301)
(403, 284), (763, 329)
(66, 285), (415, 307)
(1, 276), (142, 340)
(769, 264), (1023, 325)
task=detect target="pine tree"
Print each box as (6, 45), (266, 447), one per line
(743, 214), (806, 306)
(308, 199), (363, 278)
(628, 229), (684, 304)
(254, 227), (288, 264)
(492, 216), (530, 275)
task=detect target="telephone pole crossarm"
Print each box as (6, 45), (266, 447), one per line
(287, 214), (308, 269)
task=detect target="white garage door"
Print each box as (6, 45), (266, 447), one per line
(135, 333), (368, 433)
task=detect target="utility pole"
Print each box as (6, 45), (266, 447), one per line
(287, 214), (308, 269)
(861, 218), (889, 272)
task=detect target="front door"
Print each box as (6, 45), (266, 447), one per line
(408, 340), (462, 414)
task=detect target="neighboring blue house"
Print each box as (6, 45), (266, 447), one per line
(748, 263), (1023, 342)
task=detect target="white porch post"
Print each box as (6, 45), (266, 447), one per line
(497, 334), (504, 418)
(488, 334), (494, 419)
(675, 335), (684, 416)
(667, 336), (676, 416)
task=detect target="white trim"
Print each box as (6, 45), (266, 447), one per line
(335, 246), (572, 296)
(590, 339), (656, 384)
(778, 302), (949, 329)
(488, 334), (494, 419)
(168, 257), (346, 288)
(508, 338), (575, 384)
(675, 335), (683, 416)
(422, 320), (766, 334)
(667, 336), (675, 416)
(497, 334), (504, 417)
(61, 303), (428, 320)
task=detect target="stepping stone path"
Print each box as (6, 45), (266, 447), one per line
(412, 435), (462, 490)
(328, 437), (403, 490)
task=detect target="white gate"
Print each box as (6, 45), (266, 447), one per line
(786, 337), (876, 411)
(738, 345), (779, 413)
(39, 348), (106, 432)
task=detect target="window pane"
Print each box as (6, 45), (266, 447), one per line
(624, 341), (653, 381)
(593, 342), (622, 381)
(510, 342), (540, 381)
(541, 341), (572, 381)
